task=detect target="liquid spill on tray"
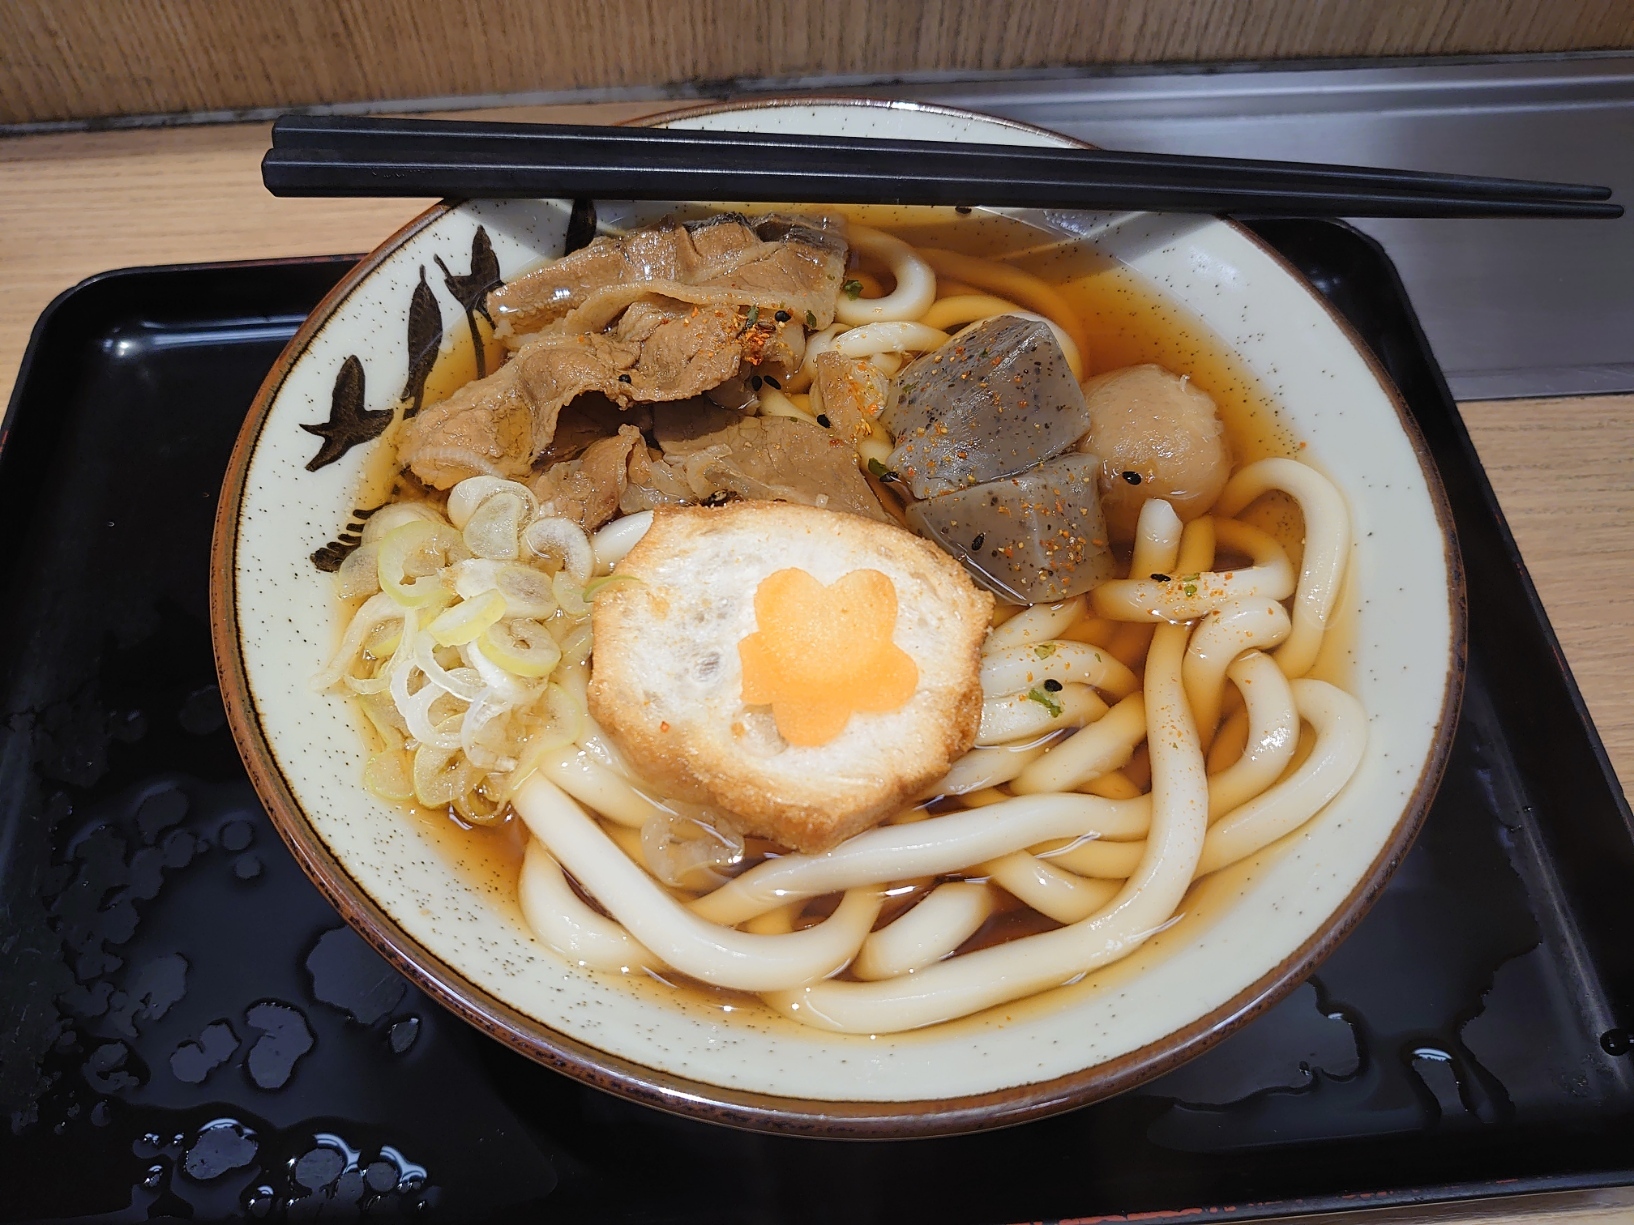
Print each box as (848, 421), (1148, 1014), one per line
(0, 238), (1631, 1223)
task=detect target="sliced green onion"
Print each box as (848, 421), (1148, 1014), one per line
(1026, 686), (1063, 718)
(427, 589), (507, 647)
(462, 489), (530, 561)
(494, 563), (557, 617)
(413, 740), (475, 808)
(553, 571), (588, 617)
(364, 749), (415, 803)
(583, 573), (643, 602)
(477, 618), (562, 678)
(378, 520), (465, 607)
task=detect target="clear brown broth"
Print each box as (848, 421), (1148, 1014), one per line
(364, 207), (1356, 1035)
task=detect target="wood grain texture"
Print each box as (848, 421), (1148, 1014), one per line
(0, 109), (1628, 814)
(4, 0), (1634, 125)
(1460, 394), (1634, 798)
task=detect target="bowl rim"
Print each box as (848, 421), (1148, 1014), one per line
(210, 94), (1467, 1139)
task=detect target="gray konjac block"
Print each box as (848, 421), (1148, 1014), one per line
(907, 452), (1115, 603)
(883, 316), (1090, 499)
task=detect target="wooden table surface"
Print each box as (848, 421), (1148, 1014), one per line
(2, 105), (1630, 1224)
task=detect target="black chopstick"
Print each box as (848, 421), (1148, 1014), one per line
(262, 116), (1623, 220)
(272, 114), (1615, 205)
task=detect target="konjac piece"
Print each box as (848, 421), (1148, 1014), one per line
(882, 316), (1090, 500)
(906, 451), (1115, 603)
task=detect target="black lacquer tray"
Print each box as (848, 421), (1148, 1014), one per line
(1, 221), (1631, 1223)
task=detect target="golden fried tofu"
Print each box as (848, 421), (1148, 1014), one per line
(588, 502), (991, 852)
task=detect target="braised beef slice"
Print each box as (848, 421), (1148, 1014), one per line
(656, 414), (887, 522)
(812, 351), (888, 445)
(530, 424), (652, 531)
(489, 213), (847, 344)
(399, 299), (773, 488)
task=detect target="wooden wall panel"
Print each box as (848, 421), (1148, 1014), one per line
(3, 0), (1633, 126)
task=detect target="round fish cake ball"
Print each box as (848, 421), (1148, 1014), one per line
(1080, 364), (1230, 542)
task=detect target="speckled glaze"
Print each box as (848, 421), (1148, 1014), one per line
(211, 99), (1463, 1136)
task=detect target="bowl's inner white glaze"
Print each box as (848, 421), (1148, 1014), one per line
(230, 101), (1453, 1104)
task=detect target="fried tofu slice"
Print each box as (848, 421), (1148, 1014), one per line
(588, 502), (992, 852)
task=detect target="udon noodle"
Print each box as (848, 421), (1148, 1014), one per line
(317, 211), (1365, 1035)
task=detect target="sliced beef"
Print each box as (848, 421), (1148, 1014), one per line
(535, 394), (652, 468)
(488, 213), (848, 344)
(399, 299), (775, 488)
(532, 425), (654, 531)
(812, 351), (889, 445)
(656, 414), (888, 522)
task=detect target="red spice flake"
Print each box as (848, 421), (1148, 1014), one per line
(659, 720), (671, 732)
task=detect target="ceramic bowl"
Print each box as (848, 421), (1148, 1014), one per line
(211, 98), (1463, 1137)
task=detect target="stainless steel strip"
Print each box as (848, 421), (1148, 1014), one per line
(894, 56), (1634, 400)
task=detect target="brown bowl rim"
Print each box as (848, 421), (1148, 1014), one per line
(210, 94), (1467, 1139)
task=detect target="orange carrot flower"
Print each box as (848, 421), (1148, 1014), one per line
(738, 568), (919, 747)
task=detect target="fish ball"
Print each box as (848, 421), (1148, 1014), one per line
(1081, 364), (1230, 543)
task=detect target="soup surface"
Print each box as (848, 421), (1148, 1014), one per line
(315, 205), (1364, 1037)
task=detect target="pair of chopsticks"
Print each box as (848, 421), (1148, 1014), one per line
(263, 114), (1623, 220)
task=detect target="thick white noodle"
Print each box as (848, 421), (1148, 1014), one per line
(1182, 597), (1292, 747)
(744, 903), (799, 935)
(1130, 497), (1185, 577)
(831, 321), (950, 358)
(590, 511), (653, 574)
(758, 385), (822, 427)
(921, 293), (1023, 331)
(522, 516), (594, 585)
(1038, 838), (1146, 880)
(835, 225), (938, 325)
(1090, 520), (1295, 623)
(312, 591), (405, 691)
(1008, 499), (1182, 793)
(1214, 459), (1352, 678)
(1206, 651), (1299, 820)
(983, 597), (1084, 654)
(983, 853), (1120, 923)
(519, 839), (654, 971)
(783, 323), (843, 393)
(535, 745), (666, 828)
(921, 738), (1051, 797)
(977, 683), (1107, 746)
(513, 776), (883, 992)
(690, 792), (1153, 926)
(1197, 679), (1366, 876)
(852, 883), (995, 980)
(980, 641), (1139, 700)
(764, 621), (1208, 1033)
(1011, 691), (1147, 793)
